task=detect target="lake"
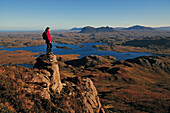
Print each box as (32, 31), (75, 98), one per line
(1, 42), (155, 67)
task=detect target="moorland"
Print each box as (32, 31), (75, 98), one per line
(0, 25), (170, 112)
(0, 54), (169, 112)
(1, 25), (170, 55)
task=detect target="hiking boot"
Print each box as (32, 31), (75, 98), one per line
(49, 52), (53, 54)
(46, 52), (52, 55)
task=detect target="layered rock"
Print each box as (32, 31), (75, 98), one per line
(61, 77), (105, 113)
(22, 69), (51, 99)
(22, 53), (63, 100)
(33, 53), (63, 93)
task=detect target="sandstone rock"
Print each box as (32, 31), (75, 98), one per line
(10, 53), (105, 112)
(34, 53), (63, 93)
(22, 53), (63, 100)
(62, 77), (105, 113)
(22, 70), (51, 99)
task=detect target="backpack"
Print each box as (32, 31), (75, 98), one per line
(42, 32), (47, 40)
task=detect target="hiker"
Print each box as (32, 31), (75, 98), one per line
(42, 27), (53, 54)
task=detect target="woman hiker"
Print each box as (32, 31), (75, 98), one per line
(42, 27), (53, 54)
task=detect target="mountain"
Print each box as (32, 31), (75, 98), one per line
(80, 26), (116, 33)
(79, 25), (170, 32)
(155, 26), (170, 31)
(70, 27), (82, 31)
(124, 25), (155, 30)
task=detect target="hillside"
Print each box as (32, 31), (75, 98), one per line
(0, 53), (104, 113)
(0, 53), (170, 112)
(122, 37), (170, 48)
(92, 36), (170, 55)
(62, 55), (170, 112)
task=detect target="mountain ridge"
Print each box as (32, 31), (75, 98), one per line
(123, 25), (155, 30)
(80, 26), (116, 33)
(75, 25), (170, 32)
(155, 26), (170, 31)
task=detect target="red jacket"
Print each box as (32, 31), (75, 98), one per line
(46, 31), (51, 42)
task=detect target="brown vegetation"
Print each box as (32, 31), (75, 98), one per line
(0, 30), (170, 55)
(0, 53), (105, 113)
(61, 55), (170, 112)
(93, 37), (170, 55)
(0, 50), (39, 65)
(0, 52), (170, 112)
(0, 32), (45, 48)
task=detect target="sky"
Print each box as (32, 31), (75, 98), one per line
(0, 0), (170, 30)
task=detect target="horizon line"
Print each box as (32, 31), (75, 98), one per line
(0, 25), (170, 31)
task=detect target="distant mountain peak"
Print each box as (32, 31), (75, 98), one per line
(155, 26), (170, 31)
(70, 27), (82, 31)
(124, 25), (155, 30)
(80, 26), (116, 33)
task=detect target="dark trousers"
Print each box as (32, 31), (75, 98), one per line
(46, 42), (52, 54)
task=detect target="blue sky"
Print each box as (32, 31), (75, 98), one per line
(0, 0), (170, 30)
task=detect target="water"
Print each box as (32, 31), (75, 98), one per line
(2, 64), (34, 68)
(1, 42), (155, 68)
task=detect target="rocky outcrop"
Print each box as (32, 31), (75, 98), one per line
(65, 55), (116, 67)
(126, 56), (170, 73)
(61, 77), (105, 113)
(22, 69), (51, 99)
(33, 53), (63, 93)
(22, 53), (63, 100)
(20, 53), (105, 112)
(1, 54), (170, 113)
